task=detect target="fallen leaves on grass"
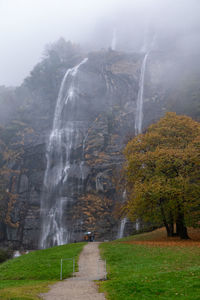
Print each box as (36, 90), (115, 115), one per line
(121, 227), (200, 247)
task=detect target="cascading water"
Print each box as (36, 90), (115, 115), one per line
(40, 58), (88, 249)
(117, 54), (148, 238)
(134, 53), (148, 135)
(118, 34), (156, 238)
(133, 33), (156, 231)
(118, 217), (127, 239)
(117, 190), (127, 239)
(135, 32), (156, 135)
(133, 50), (150, 232)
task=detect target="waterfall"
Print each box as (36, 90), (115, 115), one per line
(117, 217), (127, 239)
(40, 58), (88, 249)
(133, 52), (149, 232)
(133, 34), (156, 231)
(134, 53), (148, 135)
(117, 50), (149, 239)
(135, 32), (156, 135)
(117, 190), (127, 239)
(111, 28), (117, 50)
(117, 41), (153, 238)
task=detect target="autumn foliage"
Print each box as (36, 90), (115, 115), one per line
(0, 122), (34, 225)
(123, 112), (200, 239)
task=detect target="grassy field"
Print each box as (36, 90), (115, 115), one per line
(0, 242), (85, 300)
(100, 229), (200, 300)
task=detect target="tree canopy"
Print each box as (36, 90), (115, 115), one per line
(123, 112), (200, 239)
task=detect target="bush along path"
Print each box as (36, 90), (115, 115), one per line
(42, 242), (106, 300)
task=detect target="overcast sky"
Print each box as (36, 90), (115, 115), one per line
(1, 0), (200, 86)
(0, 0), (112, 86)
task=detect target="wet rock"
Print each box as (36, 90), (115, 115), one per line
(1, 49), (174, 248)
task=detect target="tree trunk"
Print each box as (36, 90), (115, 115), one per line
(159, 200), (174, 237)
(164, 222), (171, 237)
(176, 213), (189, 239)
(168, 222), (174, 237)
(168, 211), (174, 236)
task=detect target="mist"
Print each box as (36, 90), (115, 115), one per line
(0, 0), (200, 86)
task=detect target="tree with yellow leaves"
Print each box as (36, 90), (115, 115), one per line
(123, 112), (200, 239)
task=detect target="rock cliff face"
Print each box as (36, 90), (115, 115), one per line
(1, 46), (199, 249)
(1, 50), (143, 248)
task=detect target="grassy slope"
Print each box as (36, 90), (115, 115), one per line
(100, 230), (200, 300)
(118, 227), (200, 242)
(0, 242), (86, 300)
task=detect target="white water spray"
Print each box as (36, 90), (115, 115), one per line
(118, 217), (127, 239)
(40, 58), (88, 249)
(117, 190), (127, 239)
(135, 32), (156, 135)
(118, 49), (149, 239)
(134, 53), (148, 135)
(13, 251), (21, 258)
(133, 52), (149, 231)
(118, 34), (156, 238)
(133, 34), (156, 231)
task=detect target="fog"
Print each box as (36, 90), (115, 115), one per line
(0, 0), (200, 86)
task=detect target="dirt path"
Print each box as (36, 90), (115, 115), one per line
(42, 242), (106, 300)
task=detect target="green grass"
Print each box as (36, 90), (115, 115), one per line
(100, 242), (200, 299)
(0, 242), (86, 300)
(117, 227), (166, 242)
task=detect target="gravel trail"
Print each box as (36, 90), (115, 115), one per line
(42, 242), (106, 300)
